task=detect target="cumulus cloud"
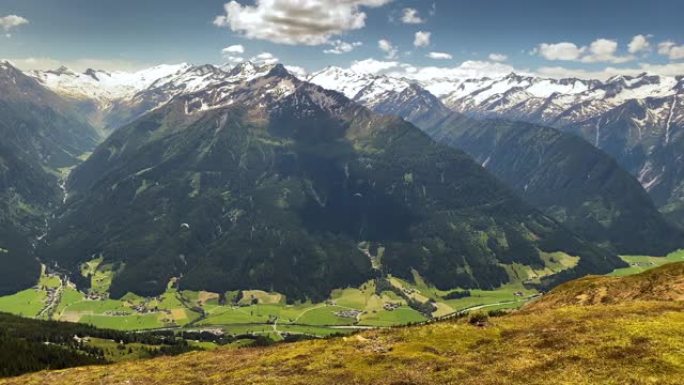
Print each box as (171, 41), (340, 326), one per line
(537, 61), (684, 80)
(222, 44), (245, 54)
(414, 31), (431, 48)
(536, 66), (629, 80)
(400, 8), (424, 24)
(581, 39), (633, 63)
(378, 39), (398, 59)
(0, 15), (28, 32)
(285, 65), (308, 78)
(324, 40), (362, 54)
(224, 56), (245, 64)
(628, 34), (651, 54)
(396, 60), (516, 81)
(427, 51), (452, 60)
(251, 52), (279, 65)
(221, 45), (246, 64)
(488, 53), (508, 62)
(213, 0), (393, 45)
(536, 39), (633, 63)
(349, 58), (400, 74)
(658, 41), (684, 60)
(638, 61), (684, 75)
(536, 42), (585, 61)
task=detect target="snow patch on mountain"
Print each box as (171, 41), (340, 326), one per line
(30, 64), (191, 107)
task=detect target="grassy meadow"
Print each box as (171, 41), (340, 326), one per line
(0, 250), (680, 336)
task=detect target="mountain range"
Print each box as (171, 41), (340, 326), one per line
(305, 67), (684, 229)
(34, 63), (618, 300)
(1, 58), (683, 300)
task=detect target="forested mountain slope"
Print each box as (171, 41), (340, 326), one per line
(41, 65), (622, 300)
(427, 114), (684, 255)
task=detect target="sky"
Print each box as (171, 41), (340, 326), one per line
(1, 0), (684, 80)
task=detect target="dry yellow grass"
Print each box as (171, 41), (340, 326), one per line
(170, 309), (187, 321)
(196, 291), (219, 305)
(4, 303), (682, 385)
(525, 262), (684, 311)
(57, 311), (82, 323)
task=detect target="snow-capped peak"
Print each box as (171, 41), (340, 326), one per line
(307, 66), (414, 102)
(225, 61), (279, 82)
(30, 63), (191, 106)
(307, 66), (377, 99)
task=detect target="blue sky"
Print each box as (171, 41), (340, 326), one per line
(1, 0), (684, 79)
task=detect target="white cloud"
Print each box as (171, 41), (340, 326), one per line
(628, 34), (651, 54)
(222, 45), (246, 64)
(488, 53), (508, 62)
(213, 0), (392, 45)
(400, 8), (424, 24)
(537, 39), (633, 63)
(355, 57), (684, 83)
(323, 40), (362, 54)
(413, 31), (431, 48)
(251, 52), (279, 65)
(349, 58), (400, 74)
(427, 51), (452, 60)
(581, 39), (633, 63)
(285, 65), (308, 78)
(657, 40), (684, 60)
(224, 56), (245, 64)
(537, 61), (684, 80)
(378, 39), (398, 59)
(638, 61), (684, 75)
(429, 2), (437, 16)
(536, 66), (630, 80)
(669, 46), (684, 60)
(222, 44), (245, 54)
(0, 15), (28, 32)
(537, 42), (585, 61)
(658, 41), (675, 55)
(342, 47), (684, 88)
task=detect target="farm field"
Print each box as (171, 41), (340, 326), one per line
(0, 272), (529, 335)
(0, 288), (47, 318)
(608, 250), (684, 276)
(3, 250), (679, 336)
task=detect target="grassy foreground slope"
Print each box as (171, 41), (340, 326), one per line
(525, 261), (684, 311)
(6, 263), (683, 385)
